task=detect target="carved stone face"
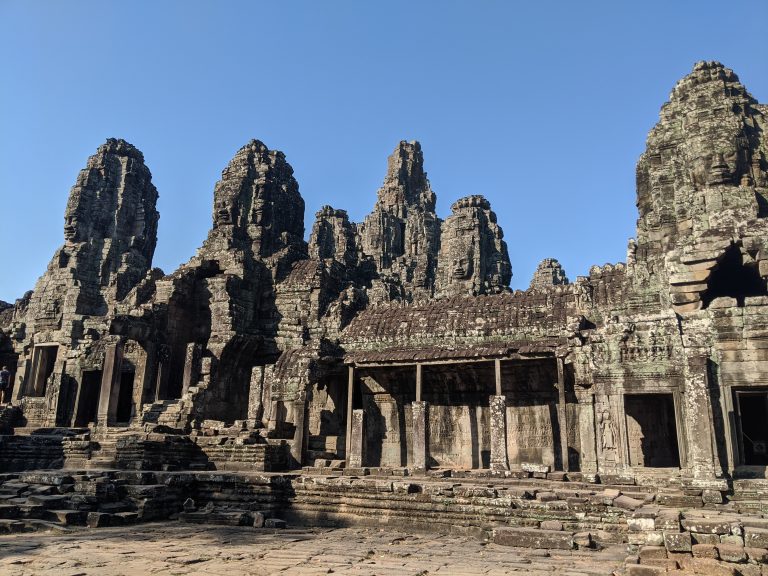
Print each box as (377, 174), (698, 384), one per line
(250, 199), (267, 225)
(63, 215), (78, 242)
(214, 198), (233, 225)
(452, 257), (472, 279)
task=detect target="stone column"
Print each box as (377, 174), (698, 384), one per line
(345, 365), (354, 465)
(134, 343), (156, 414)
(247, 365), (265, 426)
(682, 352), (719, 480)
(577, 394), (598, 476)
(290, 391), (307, 468)
(349, 409), (365, 468)
(416, 363), (423, 401)
(489, 395), (509, 470)
(97, 341), (123, 427)
(11, 357), (30, 403)
(154, 345), (170, 401)
(556, 357), (570, 472)
(412, 400), (428, 471)
(181, 343), (202, 396)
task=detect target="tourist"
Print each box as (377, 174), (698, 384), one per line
(0, 365), (10, 404)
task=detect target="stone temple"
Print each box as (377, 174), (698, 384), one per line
(2, 61), (768, 572)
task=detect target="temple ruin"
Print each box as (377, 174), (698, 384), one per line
(2, 61), (768, 571)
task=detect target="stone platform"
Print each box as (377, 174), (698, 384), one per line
(0, 467), (768, 573)
(0, 523), (628, 576)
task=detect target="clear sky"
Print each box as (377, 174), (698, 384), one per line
(1, 1), (766, 302)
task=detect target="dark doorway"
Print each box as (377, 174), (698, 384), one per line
(735, 390), (768, 465)
(115, 371), (135, 424)
(75, 370), (102, 426)
(625, 394), (681, 467)
(26, 344), (58, 397)
(702, 245), (766, 307)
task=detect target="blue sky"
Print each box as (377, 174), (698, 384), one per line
(1, 1), (766, 302)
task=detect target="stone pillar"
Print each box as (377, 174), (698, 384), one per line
(489, 395), (509, 470)
(345, 365), (354, 465)
(154, 345), (170, 401)
(247, 365), (265, 426)
(494, 359), (502, 396)
(416, 363), (423, 401)
(578, 394), (598, 475)
(290, 391), (307, 468)
(11, 357), (30, 403)
(181, 343), (202, 396)
(556, 357), (570, 472)
(412, 400), (428, 471)
(97, 341), (123, 427)
(134, 343), (156, 413)
(349, 409), (365, 468)
(682, 352), (719, 480)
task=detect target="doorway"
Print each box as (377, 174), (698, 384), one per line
(26, 344), (59, 397)
(734, 390), (768, 465)
(115, 371), (136, 424)
(625, 393), (681, 467)
(75, 370), (102, 426)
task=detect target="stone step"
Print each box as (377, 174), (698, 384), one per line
(492, 526), (576, 550)
(0, 519), (25, 533)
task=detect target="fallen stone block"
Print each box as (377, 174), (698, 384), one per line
(692, 533), (720, 545)
(0, 504), (20, 519)
(112, 511), (138, 525)
(540, 520), (563, 531)
(492, 527), (574, 550)
(682, 518), (732, 535)
(745, 546), (768, 563)
(521, 463), (549, 474)
(49, 510), (86, 526)
(26, 494), (67, 509)
(702, 489), (724, 504)
(664, 531), (692, 553)
(573, 531), (593, 548)
(87, 512), (111, 528)
(690, 557), (738, 576)
(626, 565), (666, 576)
(264, 518), (286, 529)
(692, 543), (719, 559)
(744, 527), (768, 549)
(719, 534), (744, 546)
(639, 545), (667, 561)
(614, 495), (644, 510)
(716, 543), (746, 563)
(0, 519), (25, 533)
(179, 510), (252, 527)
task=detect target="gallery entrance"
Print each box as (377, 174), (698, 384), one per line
(115, 371), (136, 424)
(734, 389), (768, 466)
(74, 370), (102, 426)
(624, 393), (680, 468)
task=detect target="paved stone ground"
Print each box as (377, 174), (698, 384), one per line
(0, 523), (626, 576)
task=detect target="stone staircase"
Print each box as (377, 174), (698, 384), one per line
(141, 399), (190, 431)
(307, 434), (345, 464)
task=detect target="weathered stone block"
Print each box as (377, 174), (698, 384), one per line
(492, 527), (574, 550)
(716, 544), (747, 563)
(664, 531), (692, 553)
(745, 528), (768, 549)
